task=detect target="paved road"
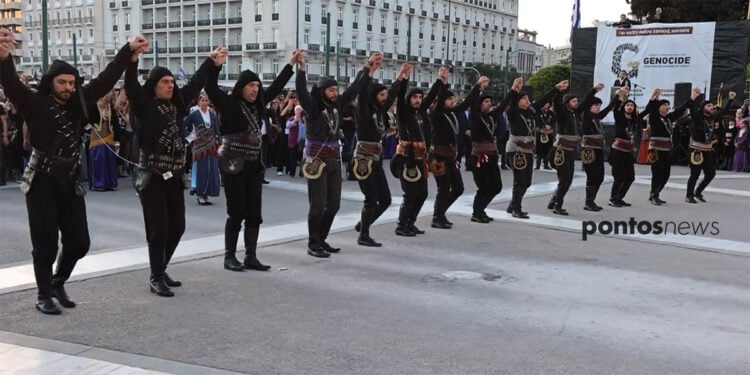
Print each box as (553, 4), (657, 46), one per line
(0, 162), (748, 374)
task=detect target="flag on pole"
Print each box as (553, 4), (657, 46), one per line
(178, 66), (186, 81)
(571, 0), (581, 29)
(716, 82), (724, 108)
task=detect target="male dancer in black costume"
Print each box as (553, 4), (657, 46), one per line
(296, 52), (380, 257)
(205, 48), (301, 271)
(0, 29), (148, 313)
(126, 45), (221, 296)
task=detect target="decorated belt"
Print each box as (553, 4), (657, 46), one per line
(305, 143), (340, 159)
(554, 135), (579, 151)
(506, 135), (535, 153)
(612, 137), (634, 152)
(471, 141), (498, 157)
(649, 137), (672, 151)
(354, 141), (383, 161)
(581, 134), (605, 149)
(430, 144), (457, 159)
(220, 132), (261, 160)
(689, 139), (713, 152)
(28, 148), (80, 177)
(397, 141), (428, 160)
(138, 150), (185, 173)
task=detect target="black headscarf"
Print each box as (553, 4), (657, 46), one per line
(143, 66), (187, 115)
(231, 69), (266, 112)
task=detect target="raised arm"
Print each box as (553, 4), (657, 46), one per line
(123, 59), (147, 125)
(420, 67), (448, 112)
(384, 63), (409, 110)
(579, 85), (601, 115)
(294, 52), (316, 115)
(263, 50), (300, 103)
(203, 47), (231, 113)
(81, 37), (144, 104)
(597, 95), (620, 119)
(454, 76), (488, 113)
(0, 29), (34, 111)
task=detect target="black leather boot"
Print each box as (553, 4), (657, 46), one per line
(395, 224), (416, 236)
(431, 216), (452, 229)
(164, 273), (182, 287)
(149, 276), (174, 297)
(243, 227), (270, 271)
(35, 297), (62, 315)
(223, 229), (244, 272)
(307, 242), (330, 258)
(50, 284), (76, 308)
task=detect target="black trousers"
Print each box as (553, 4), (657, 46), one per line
(610, 149), (635, 201)
(650, 150), (671, 196)
(138, 171), (185, 280)
(307, 159), (342, 245)
(288, 146), (300, 177)
(508, 152), (532, 210)
(358, 160), (391, 234)
(582, 149), (605, 202)
(471, 154), (502, 215)
(222, 160), (264, 253)
(26, 173), (90, 299)
(551, 149), (575, 207)
(433, 158), (464, 219)
(687, 151), (716, 197)
(398, 163), (428, 226)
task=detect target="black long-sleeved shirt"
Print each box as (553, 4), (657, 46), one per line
(470, 91), (513, 142)
(357, 74), (399, 142)
(507, 88), (556, 137)
(396, 78), (441, 143)
(0, 44), (133, 154)
(126, 57), (211, 152)
(205, 64), (293, 136)
(688, 99), (734, 143)
(581, 93), (618, 136)
(553, 92), (584, 136)
(296, 69), (364, 142)
(645, 99), (691, 138)
(612, 102), (648, 140)
(431, 83), (479, 147)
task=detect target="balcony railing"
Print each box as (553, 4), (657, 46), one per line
(197, 19), (211, 26)
(227, 45), (242, 51)
(183, 20), (195, 26)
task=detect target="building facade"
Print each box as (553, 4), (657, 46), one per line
(21, 0), (106, 79)
(22, 0), (519, 92)
(514, 28), (542, 77)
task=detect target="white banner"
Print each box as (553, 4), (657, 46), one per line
(593, 22), (715, 122)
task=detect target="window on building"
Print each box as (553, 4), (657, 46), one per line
(305, 2), (310, 16)
(304, 28), (310, 44)
(273, 28), (279, 43)
(256, 30), (262, 44)
(255, 60), (262, 75)
(256, 1), (262, 15)
(272, 0), (279, 14)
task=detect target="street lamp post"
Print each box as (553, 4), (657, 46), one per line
(42, 0), (48, 72)
(325, 12), (331, 76)
(503, 48), (512, 92)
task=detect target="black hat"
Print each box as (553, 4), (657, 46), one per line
(370, 83), (387, 103)
(38, 60), (80, 97)
(518, 91), (531, 101)
(438, 89), (455, 105)
(657, 99), (670, 108)
(319, 77), (338, 92)
(562, 94), (578, 105)
(406, 87), (424, 100)
(623, 99), (637, 109)
(590, 96), (603, 106)
(143, 66), (174, 96)
(476, 93), (493, 111)
(231, 69), (262, 102)
(701, 100), (713, 110)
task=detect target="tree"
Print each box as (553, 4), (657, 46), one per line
(629, 0), (749, 22)
(466, 63), (522, 96)
(526, 64), (571, 100)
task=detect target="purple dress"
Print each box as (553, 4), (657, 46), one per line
(733, 127), (748, 172)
